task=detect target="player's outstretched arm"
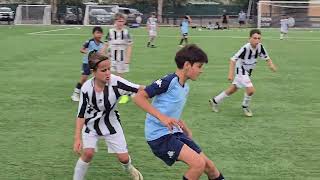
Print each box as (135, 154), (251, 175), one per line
(266, 59), (277, 72)
(99, 43), (108, 56)
(228, 59), (236, 81)
(132, 89), (180, 131)
(80, 47), (88, 54)
(73, 118), (85, 155)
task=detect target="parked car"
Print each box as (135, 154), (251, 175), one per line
(117, 7), (143, 24)
(89, 8), (113, 25)
(0, 7), (14, 21)
(64, 7), (83, 24)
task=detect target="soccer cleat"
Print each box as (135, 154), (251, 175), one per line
(71, 93), (80, 102)
(209, 99), (219, 112)
(178, 45), (184, 47)
(129, 166), (143, 180)
(119, 95), (130, 104)
(242, 106), (253, 117)
(150, 45), (156, 48)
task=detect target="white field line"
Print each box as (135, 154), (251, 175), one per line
(27, 27), (80, 35)
(26, 33), (320, 42)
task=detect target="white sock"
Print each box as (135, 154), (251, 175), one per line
(121, 156), (133, 172)
(280, 33), (284, 39)
(73, 158), (89, 180)
(74, 88), (80, 94)
(214, 91), (229, 104)
(242, 93), (252, 108)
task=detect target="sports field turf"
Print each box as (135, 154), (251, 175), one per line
(0, 25), (319, 180)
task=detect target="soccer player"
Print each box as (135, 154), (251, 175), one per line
(133, 45), (225, 180)
(101, 13), (133, 103)
(238, 10), (246, 27)
(71, 26), (105, 102)
(221, 10), (229, 29)
(280, 15), (289, 40)
(146, 12), (158, 48)
(209, 29), (277, 117)
(72, 51), (143, 180)
(179, 15), (192, 47)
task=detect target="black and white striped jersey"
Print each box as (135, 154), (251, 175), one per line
(105, 28), (132, 62)
(231, 43), (270, 76)
(77, 74), (139, 136)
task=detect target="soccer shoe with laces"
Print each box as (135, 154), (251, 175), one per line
(209, 99), (219, 112)
(119, 95), (130, 104)
(71, 93), (80, 102)
(128, 166), (143, 180)
(242, 106), (253, 117)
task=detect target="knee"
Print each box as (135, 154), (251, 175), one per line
(117, 154), (130, 164)
(247, 89), (255, 96)
(82, 149), (95, 162)
(192, 156), (206, 172)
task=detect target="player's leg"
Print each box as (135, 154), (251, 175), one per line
(242, 86), (255, 117)
(179, 36), (185, 46)
(200, 153), (225, 180)
(147, 35), (152, 47)
(178, 144), (206, 180)
(71, 64), (90, 102)
(105, 131), (143, 180)
(209, 84), (238, 112)
(73, 133), (98, 180)
(150, 36), (156, 47)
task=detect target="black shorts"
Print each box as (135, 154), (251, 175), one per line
(81, 63), (91, 75)
(239, 20), (245, 25)
(147, 132), (202, 166)
(222, 20), (228, 24)
(182, 33), (188, 37)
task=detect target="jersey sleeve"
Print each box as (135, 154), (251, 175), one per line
(116, 76), (140, 96)
(77, 89), (88, 118)
(82, 40), (90, 48)
(231, 47), (246, 61)
(105, 32), (111, 42)
(259, 44), (270, 60)
(127, 31), (133, 44)
(145, 76), (172, 98)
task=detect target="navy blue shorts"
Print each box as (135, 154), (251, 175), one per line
(147, 132), (202, 166)
(182, 33), (188, 37)
(81, 63), (91, 75)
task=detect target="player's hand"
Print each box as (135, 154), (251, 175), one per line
(178, 120), (192, 139)
(270, 64), (277, 72)
(159, 115), (181, 132)
(228, 74), (234, 81)
(73, 138), (82, 155)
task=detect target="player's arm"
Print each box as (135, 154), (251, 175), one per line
(133, 89), (180, 131)
(187, 15), (192, 23)
(99, 42), (108, 56)
(125, 44), (132, 64)
(266, 59), (277, 72)
(73, 117), (84, 155)
(228, 59), (236, 81)
(179, 120), (192, 139)
(80, 40), (89, 54)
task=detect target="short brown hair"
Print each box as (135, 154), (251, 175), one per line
(114, 13), (127, 21)
(88, 50), (109, 71)
(175, 44), (208, 69)
(250, 29), (261, 37)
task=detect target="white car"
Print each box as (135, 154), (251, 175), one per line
(0, 7), (14, 21)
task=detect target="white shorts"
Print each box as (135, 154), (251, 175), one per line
(149, 30), (157, 37)
(232, 74), (253, 88)
(82, 129), (128, 153)
(111, 60), (129, 74)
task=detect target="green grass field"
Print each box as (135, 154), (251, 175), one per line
(0, 25), (320, 180)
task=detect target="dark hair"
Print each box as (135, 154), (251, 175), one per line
(88, 50), (109, 71)
(92, 26), (103, 34)
(175, 44), (208, 69)
(250, 29), (261, 37)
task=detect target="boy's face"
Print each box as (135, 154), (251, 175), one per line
(185, 62), (205, 80)
(249, 33), (261, 47)
(93, 31), (103, 40)
(115, 18), (126, 29)
(93, 60), (111, 84)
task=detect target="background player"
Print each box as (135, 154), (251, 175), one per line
(101, 13), (133, 103)
(209, 29), (277, 117)
(72, 51), (143, 180)
(133, 45), (225, 180)
(280, 14), (289, 40)
(179, 15), (192, 47)
(146, 12), (158, 48)
(71, 27), (104, 102)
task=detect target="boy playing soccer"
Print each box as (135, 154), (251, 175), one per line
(102, 13), (133, 103)
(179, 15), (192, 47)
(133, 45), (225, 180)
(146, 12), (158, 48)
(72, 51), (143, 180)
(280, 15), (289, 40)
(209, 29), (277, 117)
(71, 26), (105, 102)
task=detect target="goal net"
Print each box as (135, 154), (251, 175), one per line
(83, 5), (118, 26)
(257, 1), (320, 28)
(14, 5), (51, 25)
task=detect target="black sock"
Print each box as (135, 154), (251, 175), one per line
(183, 176), (188, 180)
(210, 173), (225, 180)
(179, 38), (184, 45)
(147, 42), (150, 47)
(76, 82), (82, 90)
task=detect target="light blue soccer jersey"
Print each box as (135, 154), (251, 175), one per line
(82, 38), (104, 64)
(180, 19), (189, 34)
(144, 73), (189, 141)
